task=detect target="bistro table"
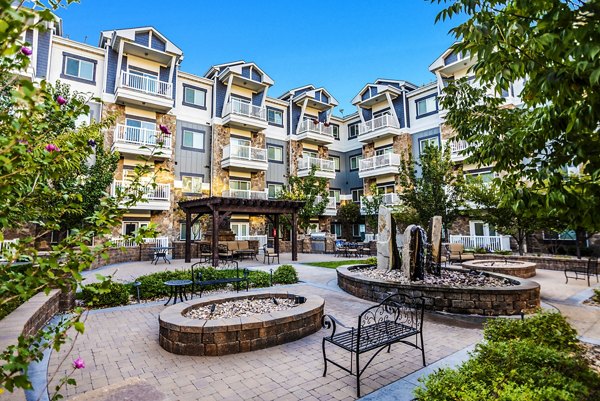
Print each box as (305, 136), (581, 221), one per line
(152, 247), (174, 265)
(164, 279), (192, 305)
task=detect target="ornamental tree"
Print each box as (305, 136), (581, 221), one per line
(433, 0), (600, 253)
(0, 0), (158, 395)
(278, 165), (328, 233)
(361, 184), (384, 233)
(398, 144), (466, 238)
(336, 201), (361, 241)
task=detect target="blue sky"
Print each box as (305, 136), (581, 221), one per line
(54, 0), (462, 115)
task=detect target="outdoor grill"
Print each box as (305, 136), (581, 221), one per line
(310, 232), (327, 253)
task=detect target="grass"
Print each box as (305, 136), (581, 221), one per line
(303, 259), (367, 269)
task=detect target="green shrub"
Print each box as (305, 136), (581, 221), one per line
(415, 312), (600, 400)
(80, 281), (130, 307)
(248, 270), (271, 288)
(365, 256), (377, 265)
(473, 246), (488, 254)
(272, 265), (298, 284)
(593, 289), (600, 303)
(493, 250), (512, 255)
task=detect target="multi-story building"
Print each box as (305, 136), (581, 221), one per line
(16, 17), (520, 251)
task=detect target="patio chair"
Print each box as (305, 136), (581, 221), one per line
(263, 245), (280, 265)
(448, 243), (475, 263)
(334, 240), (345, 257)
(199, 243), (212, 263)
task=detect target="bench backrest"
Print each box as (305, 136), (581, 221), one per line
(357, 293), (424, 347)
(237, 241), (249, 250)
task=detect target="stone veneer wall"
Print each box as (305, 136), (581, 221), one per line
(337, 266), (540, 316)
(289, 140), (303, 176)
(159, 291), (324, 356)
(89, 243), (156, 269)
(211, 124), (231, 196)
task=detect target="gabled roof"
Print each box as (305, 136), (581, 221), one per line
(99, 26), (183, 56)
(278, 85), (339, 106)
(204, 60), (274, 86)
(278, 84), (315, 100)
(204, 60), (246, 79)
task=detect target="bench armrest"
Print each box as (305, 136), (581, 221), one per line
(321, 314), (351, 337)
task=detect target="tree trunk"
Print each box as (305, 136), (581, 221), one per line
(575, 228), (582, 259)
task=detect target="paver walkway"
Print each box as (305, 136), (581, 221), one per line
(48, 255), (483, 401)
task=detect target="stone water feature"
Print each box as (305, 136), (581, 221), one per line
(340, 208), (540, 316)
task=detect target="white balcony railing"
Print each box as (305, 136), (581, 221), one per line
(360, 193), (400, 213)
(298, 157), (335, 173)
(111, 181), (170, 201)
(297, 120), (334, 137)
(119, 71), (172, 98)
(316, 196), (337, 211)
(223, 144), (267, 162)
(358, 114), (399, 136)
(449, 235), (512, 251)
(223, 98), (266, 121)
(449, 139), (470, 158)
(359, 153), (401, 172)
(114, 124), (172, 149)
(222, 189), (268, 200)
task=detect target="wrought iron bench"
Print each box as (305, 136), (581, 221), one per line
(321, 293), (426, 397)
(190, 261), (249, 298)
(565, 257), (599, 286)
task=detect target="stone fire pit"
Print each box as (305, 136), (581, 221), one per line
(462, 259), (537, 278)
(159, 290), (324, 356)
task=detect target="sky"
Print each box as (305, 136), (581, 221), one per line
(54, 0), (464, 115)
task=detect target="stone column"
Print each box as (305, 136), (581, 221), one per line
(211, 124), (231, 196)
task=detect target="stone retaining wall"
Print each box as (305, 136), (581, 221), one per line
(159, 291), (324, 356)
(473, 253), (589, 272)
(0, 289), (74, 401)
(337, 266), (540, 316)
(89, 243), (155, 270)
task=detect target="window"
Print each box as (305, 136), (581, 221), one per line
(128, 69), (158, 93)
(182, 176), (202, 194)
(352, 224), (366, 238)
(267, 107), (283, 126)
(373, 109), (391, 119)
(64, 56), (94, 81)
(183, 86), (206, 108)
(375, 146), (393, 156)
(267, 145), (283, 162)
(329, 155), (340, 171)
(329, 189), (341, 203)
(180, 222), (202, 240)
(182, 129), (204, 150)
(268, 183), (284, 199)
(302, 150), (318, 159)
(416, 96), (437, 117)
(331, 124), (340, 140)
(348, 123), (359, 139)
(419, 137), (439, 154)
(350, 155), (363, 170)
(230, 180), (250, 191)
(125, 118), (156, 143)
(231, 223), (249, 238)
(470, 221), (497, 237)
(330, 223), (342, 238)
(543, 230), (577, 241)
(351, 188), (364, 203)
(377, 184), (395, 194)
(466, 169), (495, 183)
(122, 222), (148, 236)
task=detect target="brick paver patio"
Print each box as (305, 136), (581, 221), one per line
(48, 279), (483, 400)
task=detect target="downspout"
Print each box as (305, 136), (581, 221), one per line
(402, 89), (409, 129)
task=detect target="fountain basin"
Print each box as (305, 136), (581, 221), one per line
(337, 265), (540, 316)
(159, 290), (324, 356)
(462, 259), (536, 278)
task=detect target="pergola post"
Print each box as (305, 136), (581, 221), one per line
(291, 211), (298, 261)
(184, 210), (192, 263)
(212, 207), (219, 267)
(274, 214), (280, 254)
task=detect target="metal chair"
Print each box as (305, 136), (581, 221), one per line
(263, 245), (280, 265)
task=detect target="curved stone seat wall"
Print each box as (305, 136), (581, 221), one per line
(337, 266), (540, 316)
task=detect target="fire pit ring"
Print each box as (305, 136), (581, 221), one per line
(461, 259), (537, 278)
(159, 290), (324, 356)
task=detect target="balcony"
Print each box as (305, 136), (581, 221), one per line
(115, 71), (173, 111)
(357, 114), (404, 143)
(360, 193), (400, 214)
(295, 120), (334, 145)
(297, 157), (336, 179)
(222, 189), (268, 200)
(222, 98), (268, 131)
(449, 235), (511, 251)
(358, 153), (402, 178)
(449, 139), (471, 162)
(316, 196), (337, 216)
(222, 143), (268, 171)
(111, 124), (172, 158)
(111, 180), (171, 211)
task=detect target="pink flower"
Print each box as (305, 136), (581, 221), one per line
(159, 124), (171, 135)
(21, 46), (32, 56)
(56, 95), (67, 106)
(45, 143), (60, 152)
(73, 357), (85, 369)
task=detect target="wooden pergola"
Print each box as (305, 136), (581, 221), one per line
(178, 197), (306, 266)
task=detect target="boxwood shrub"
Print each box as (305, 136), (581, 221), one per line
(414, 312), (600, 400)
(272, 265), (298, 284)
(80, 281), (130, 307)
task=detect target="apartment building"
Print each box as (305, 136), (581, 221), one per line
(19, 19), (521, 250)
